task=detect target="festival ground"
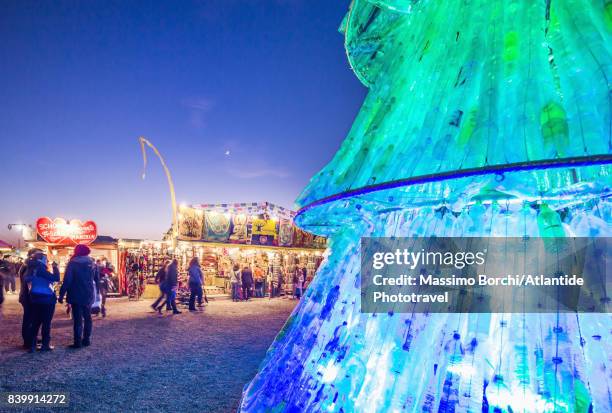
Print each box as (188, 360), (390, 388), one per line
(0, 295), (296, 412)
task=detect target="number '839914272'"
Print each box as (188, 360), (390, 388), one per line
(2, 392), (68, 406)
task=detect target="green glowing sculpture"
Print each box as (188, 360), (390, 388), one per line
(241, 1), (611, 412)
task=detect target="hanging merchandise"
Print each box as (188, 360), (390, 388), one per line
(250, 218), (277, 246)
(229, 214), (250, 244)
(292, 228), (314, 248)
(203, 211), (232, 242)
(278, 219), (294, 247)
(125, 255), (146, 300)
(178, 208), (204, 240)
(176, 202), (325, 248)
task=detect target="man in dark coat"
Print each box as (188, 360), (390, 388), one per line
(58, 244), (99, 348)
(164, 259), (181, 314)
(241, 266), (254, 301)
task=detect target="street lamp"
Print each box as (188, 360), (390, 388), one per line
(7, 224), (33, 250)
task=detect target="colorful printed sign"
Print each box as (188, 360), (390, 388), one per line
(178, 208), (204, 240)
(176, 205), (326, 248)
(278, 219), (294, 247)
(250, 218), (278, 246)
(229, 214), (249, 244)
(36, 217), (97, 245)
(203, 211), (231, 242)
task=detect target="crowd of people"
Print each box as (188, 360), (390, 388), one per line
(1, 245), (107, 352)
(148, 259), (309, 310)
(227, 263), (307, 301)
(0, 255), (21, 297)
(150, 257), (206, 314)
(1, 248), (311, 350)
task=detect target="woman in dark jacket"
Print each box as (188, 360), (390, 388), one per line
(25, 252), (60, 352)
(18, 249), (42, 348)
(58, 244), (99, 348)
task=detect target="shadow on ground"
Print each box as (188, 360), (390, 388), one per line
(0, 294), (296, 412)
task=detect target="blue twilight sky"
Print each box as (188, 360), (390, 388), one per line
(0, 0), (366, 243)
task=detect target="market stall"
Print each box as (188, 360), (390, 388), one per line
(117, 239), (174, 299)
(174, 201), (326, 296)
(120, 202), (327, 300)
(0, 239), (13, 251)
(25, 217), (122, 296)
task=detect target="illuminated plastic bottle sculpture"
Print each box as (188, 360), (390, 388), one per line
(241, 0), (611, 411)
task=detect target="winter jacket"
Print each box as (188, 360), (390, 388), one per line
(0, 259), (10, 275)
(18, 261), (31, 305)
(59, 256), (99, 306)
(166, 263), (178, 289)
(188, 265), (203, 286)
(154, 267), (166, 285)
(25, 262), (60, 304)
(241, 268), (254, 287)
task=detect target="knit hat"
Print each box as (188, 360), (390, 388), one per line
(74, 244), (91, 257)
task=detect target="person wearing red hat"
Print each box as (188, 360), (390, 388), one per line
(58, 244), (100, 348)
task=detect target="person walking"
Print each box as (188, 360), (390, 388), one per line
(18, 249), (42, 349)
(229, 264), (241, 301)
(1, 256), (16, 294)
(98, 263), (113, 318)
(164, 259), (181, 314)
(187, 257), (203, 311)
(25, 252), (60, 352)
(151, 260), (169, 312)
(58, 244), (99, 349)
(241, 265), (253, 301)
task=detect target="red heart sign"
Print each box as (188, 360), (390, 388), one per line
(36, 217), (98, 245)
(70, 220), (97, 245)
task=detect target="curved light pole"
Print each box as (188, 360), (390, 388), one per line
(138, 137), (178, 246)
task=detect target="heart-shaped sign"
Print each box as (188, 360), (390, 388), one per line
(36, 217), (98, 245)
(70, 220), (97, 245)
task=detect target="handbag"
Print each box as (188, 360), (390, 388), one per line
(91, 280), (102, 314)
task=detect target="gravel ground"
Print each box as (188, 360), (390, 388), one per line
(0, 293), (296, 413)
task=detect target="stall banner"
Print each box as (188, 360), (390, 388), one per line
(293, 228), (314, 248)
(229, 214), (250, 244)
(178, 208), (204, 240)
(203, 211), (231, 242)
(313, 236), (327, 249)
(278, 219), (294, 247)
(177, 204), (326, 248)
(192, 202), (296, 220)
(251, 218), (278, 246)
(36, 217), (97, 245)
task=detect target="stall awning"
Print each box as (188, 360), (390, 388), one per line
(0, 239), (13, 250)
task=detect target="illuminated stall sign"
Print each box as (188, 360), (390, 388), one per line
(36, 217), (98, 245)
